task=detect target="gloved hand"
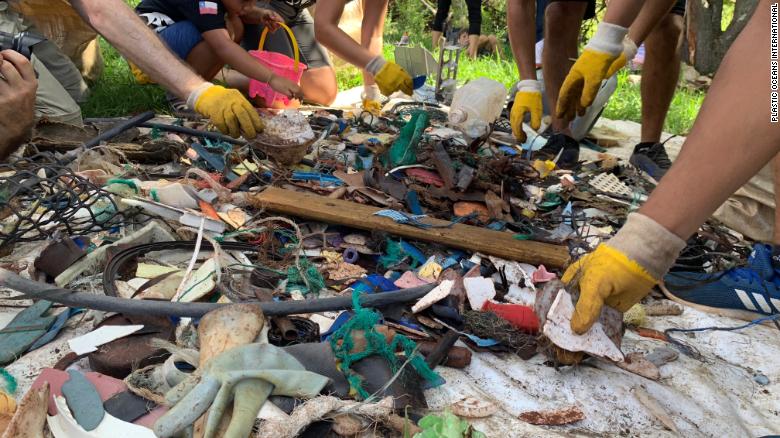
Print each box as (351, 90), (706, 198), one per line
(362, 99), (383, 116)
(510, 80), (543, 143)
(365, 56), (413, 96)
(189, 83), (265, 139)
(561, 213), (686, 334)
(128, 61), (153, 85)
(153, 343), (329, 438)
(605, 36), (639, 78)
(556, 22), (628, 121)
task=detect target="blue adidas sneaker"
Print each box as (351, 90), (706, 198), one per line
(661, 244), (780, 321)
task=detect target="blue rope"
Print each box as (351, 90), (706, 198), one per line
(664, 314), (780, 360)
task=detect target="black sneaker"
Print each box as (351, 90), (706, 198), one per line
(629, 142), (672, 180)
(535, 133), (580, 169)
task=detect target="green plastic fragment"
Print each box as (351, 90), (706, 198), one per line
(0, 368), (17, 395)
(415, 410), (486, 438)
(329, 290), (442, 400)
(384, 110), (430, 167)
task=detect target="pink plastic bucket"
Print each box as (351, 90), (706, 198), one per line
(248, 23), (307, 107)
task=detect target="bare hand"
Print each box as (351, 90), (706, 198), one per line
(0, 50), (37, 159)
(269, 75), (303, 100)
(239, 5), (284, 31)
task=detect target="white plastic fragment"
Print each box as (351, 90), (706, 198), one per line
(68, 325), (144, 355)
(47, 396), (155, 438)
(542, 290), (623, 362)
(451, 397), (498, 418)
(504, 284), (536, 307)
(463, 277), (495, 311)
(412, 280), (454, 313)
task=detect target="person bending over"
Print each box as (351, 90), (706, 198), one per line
(238, 0), (338, 105)
(314, 0), (413, 114)
(135, 0), (303, 111)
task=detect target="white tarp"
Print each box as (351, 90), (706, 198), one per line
(425, 306), (780, 437)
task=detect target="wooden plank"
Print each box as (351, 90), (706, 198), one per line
(249, 187), (570, 268)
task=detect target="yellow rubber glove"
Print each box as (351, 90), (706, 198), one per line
(510, 80), (543, 143)
(556, 23), (628, 121)
(562, 244), (656, 334)
(366, 56), (413, 96)
(362, 99), (383, 116)
(128, 61), (154, 85)
(190, 84), (265, 139)
(561, 213), (686, 334)
(605, 37), (638, 78)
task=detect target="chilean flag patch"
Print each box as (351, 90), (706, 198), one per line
(199, 1), (218, 14)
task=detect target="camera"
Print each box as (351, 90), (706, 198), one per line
(0, 31), (46, 60)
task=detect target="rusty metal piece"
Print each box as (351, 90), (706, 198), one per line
(87, 314), (175, 379)
(455, 165), (475, 191)
(423, 330), (461, 368)
(432, 143), (456, 189)
(419, 340), (472, 369)
(519, 406), (585, 425)
(272, 317), (298, 342)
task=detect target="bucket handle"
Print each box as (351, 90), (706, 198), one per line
(258, 22), (300, 73)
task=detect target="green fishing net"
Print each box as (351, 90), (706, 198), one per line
(286, 257), (325, 294)
(329, 290), (442, 400)
(383, 110), (430, 167)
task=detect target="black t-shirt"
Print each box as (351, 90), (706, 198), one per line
(136, 0), (227, 33)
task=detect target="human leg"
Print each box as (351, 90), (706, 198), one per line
(465, 0), (482, 58)
(542, 0), (587, 134)
(431, 0), (451, 50)
(31, 54), (82, 125)
(535, 0), (588, 168)
(639, 13), (684, 144)
(628, 11), (684, 179)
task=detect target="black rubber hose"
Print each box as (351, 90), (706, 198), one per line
(102, 240), (259, 297)
(0, 268), (434, 318)
(84, 111), (156, 148)
(140, 122), (247, 145)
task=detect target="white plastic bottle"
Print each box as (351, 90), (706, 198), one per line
(448, 78), (507, 139)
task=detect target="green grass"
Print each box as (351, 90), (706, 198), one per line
(81, 38), (168, 118)
(82, 37), (702, 135)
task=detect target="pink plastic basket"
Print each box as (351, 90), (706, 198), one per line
(248, 23), (307, 107)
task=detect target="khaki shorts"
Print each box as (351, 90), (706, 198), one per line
(0, 1), (85, 125)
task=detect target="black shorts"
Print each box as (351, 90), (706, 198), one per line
(242, 1), (332, 70)
(547, 0), (597, 20)
(670, 0), (686, 16)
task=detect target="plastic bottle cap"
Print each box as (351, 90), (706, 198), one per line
(448, 109), (468, 124)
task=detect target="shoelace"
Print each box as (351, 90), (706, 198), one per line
(644, 144), (672, 168)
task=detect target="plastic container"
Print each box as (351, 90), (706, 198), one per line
(570, 73), (618, 141)
(248, 23), (307, 108)
(448, 77), (507, 139)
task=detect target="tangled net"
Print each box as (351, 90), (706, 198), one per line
(0, 154), (123, 250)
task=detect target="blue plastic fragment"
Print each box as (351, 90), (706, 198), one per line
(412, 75), (427, 89)
(462, 333), (501, 347)
(499, 145), (518, 156)
(28, 308), (83, 352)
(343, 247), (360, 264)
(350, 274), (398, 294)
(62, 370), (104, 431)
(562, 201), (574, 227)
(487, 221), (505, 231)
(291, 171), (344, 186)
(399, 241), (427, 265)
(190, 143), (239, 181)
(321, 311), (354, 341)
(405, 191), (424, 215)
